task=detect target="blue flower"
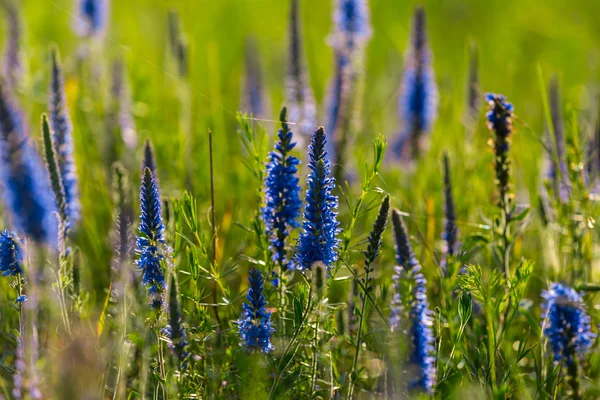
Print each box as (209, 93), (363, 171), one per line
(142, 138), (158, 181)
(295, 127), (340, 270)
(0, 230), (22, 276)
(408, 266), (436, 394)
(15, 294), (26, 303)
(542, 283), (595, 366)
(328, 0), (372, 54)
(324, 54), (350, 165)
(76, 0), (109, 37)
(286, 0), (316, 137)
(49, 48), (80, 229)
(0, 83), (57, 245)
(136, 168), (166, 308)
(261, 109), (302, 269)
(236, 268), (274, 353)
(395, 7), (438, 160)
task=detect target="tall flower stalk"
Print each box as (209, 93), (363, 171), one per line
(395, 7), (438, 161)
(261, 107), (302, 274)
(295, 127), (340, 271)
(286, 0), (316, 138)
(136, 168), (167, 309)
(325, 0), (372, 176)
(485, 93), (516, 280)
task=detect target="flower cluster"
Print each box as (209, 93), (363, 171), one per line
(485, 93), (514, 209)
(0, 83), (57, 245)
(236, 268), (274, 353)
(0, 230), (22, 276)
(261, 108), (302, 270)
(295, 127), (340, 270)
(408, 266), (436, 394)
(136, 168), (166, 308)
(395, 7), (438, 160)
(49, 48), (80, 229)
(542, 283), (595, 366)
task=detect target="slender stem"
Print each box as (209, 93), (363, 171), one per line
(348, 292), (367, 399)
(208, 129), (222, 329)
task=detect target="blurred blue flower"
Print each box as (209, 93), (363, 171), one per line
(542, 283), (595, 366)
(163, 278), (189, 368)
(295, 127), (340, 270)
(441, 154), (458, 271)
(409, 266), (436, 394)
(0, 230), (22, 276)
(0, 83), (57, 245)
(136, 168), (166, 308)
(329, 0), (372, 54)
(261, 110), (302, 270)
(395, 7), (438, 160)
(50, 49), (80, 229)
(1, 0), (23, 89)
(76, 0), (109, 37)
(236, 268), (274, 353)
(286, 0), (316, 137)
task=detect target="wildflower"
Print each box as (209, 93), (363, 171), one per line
(328, 0), (372, 55)
(236, 268), (274, 353)
(295, 127), (340, 270)
(391, 209), (419, 271)
(163, 277), (189, 368)
(1, 0), (23, 89)
(0, 230), (22, 276)
(136, 168), (166, 308)
(408, 266), (436, 394)
(76, 0), (109, 37)
(395, 7), (438, 160)
(0, 83), (57, 245)
(542, 283), (595, 366)
(325, 0), (372, 175)
(243, 39), (266, 117)
(485, 93), (514, 210)
(49, 48), (80, 228)
(441, 153), (458, 270)
(16, 294), (26, 303)
(286, 0), (316, 137)
(261, 107), (302, 269)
